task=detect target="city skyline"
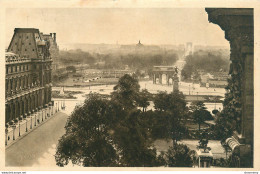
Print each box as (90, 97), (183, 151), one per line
(5, 8), (230, 49)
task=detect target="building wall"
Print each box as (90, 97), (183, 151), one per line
(5, 28), (55, 125)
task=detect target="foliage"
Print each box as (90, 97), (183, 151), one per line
(153, 91), (188, 143)
(212, 109), (219, 115)
(111, 74), (140, 110)
(59, 49), (96, 65)
(181, 51), (230, 81)
(55, 73), (199, 167)
(162, 144), (195, 167)
(112, 110), (161, 167)
(65, 65), (76, 73)
(212, 112), (234, 141)
(212, 158), (231, 167)
(56, 75), (164, 167)
(135, 89), (151, 112)
(55, 94), (118, 167)
(190, 101), (213, 131)
(57, 49), (180, 79)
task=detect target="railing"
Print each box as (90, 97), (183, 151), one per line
(6, 58), (31, 64)
(5, 106), (57, 146)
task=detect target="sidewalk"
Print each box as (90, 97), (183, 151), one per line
(5, 106), (60, 148)
(5, 111), (69, 166)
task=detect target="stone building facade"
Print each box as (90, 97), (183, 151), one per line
(5, 28), (55, 125)
(206, 8), (254, 167)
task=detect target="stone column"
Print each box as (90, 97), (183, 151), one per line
(206, 8), (254, 167)
(19, 99), (22, 118)
(21, 76), (24, 89)
(159, 74), (162, 84)
(10, 102), (14, 121)
(6, 103), (10, 123)
(8, 79), (11, 94)
(15, 100), (18, 119)
(166, 74), (169, 86)
(28, 96), (31, 114)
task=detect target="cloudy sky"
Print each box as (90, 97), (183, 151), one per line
(5, 8), (229, 48)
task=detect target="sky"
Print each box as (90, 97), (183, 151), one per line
(5, 8), (230, 48)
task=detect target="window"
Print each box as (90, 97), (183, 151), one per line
(22, 43), (24, 45)
(32, 49), (34, 51)
(25, 49), (27, 51)
(26, 36), (29, 39)
(18, 49), (20, 51)
(15, 43), (17, 45)
(29, 43), (31, 45)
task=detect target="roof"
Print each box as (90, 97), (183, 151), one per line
(14, 28), (40, 33)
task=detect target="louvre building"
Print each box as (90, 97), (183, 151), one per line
(5, 28), (58, 126)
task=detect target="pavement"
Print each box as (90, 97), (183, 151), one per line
(5, 111), (69, 167)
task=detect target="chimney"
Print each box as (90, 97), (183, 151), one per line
(53, 33), (56, 42)
(50, 33), (53, 37)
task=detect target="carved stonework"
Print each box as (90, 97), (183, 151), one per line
(206, 8), (254, 167)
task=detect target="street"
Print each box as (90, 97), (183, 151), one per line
(5, 111), (69, 167)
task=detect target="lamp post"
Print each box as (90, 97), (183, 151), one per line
(12, 125), (16, 140)
(30, 115), (32, 129)
(52, 104), (54, 115)
(56, 102), (57, 112)
(45, 108), (47, 119)
(34, 113), (37, 127)
(25, 114), (28, 132)
(18, 117), (22, 137)
(41, 107), (44, 121)
(49, 105), (51, 116)
(58, 101), (60, 111)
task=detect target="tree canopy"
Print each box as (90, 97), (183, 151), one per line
(55, 74), (195, 167)
(190, 101), (213, 131)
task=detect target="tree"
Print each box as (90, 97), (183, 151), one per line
(212, 109), (219, 115)
(111, 74), (140, 110)
(65, 65), (76, 73)
(55, 93), (118, 167)
(153, 91), (188, 143)
(136, 89), (151, 112)
(153, 91), (169, 112)
(112, 110), (160, 167)
(212, 112), (234, 141)
(190, 101), (211, 131)
(163, 144), (195, 167)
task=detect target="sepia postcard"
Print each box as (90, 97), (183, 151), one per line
(0, 0), (259, 172)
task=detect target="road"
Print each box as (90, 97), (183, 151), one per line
(5, 111), (69, 167)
